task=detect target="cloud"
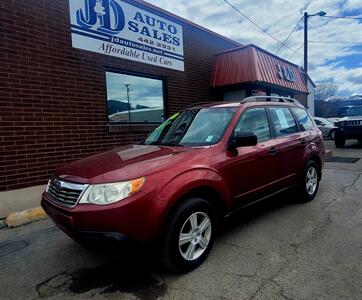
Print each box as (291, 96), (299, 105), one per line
(147, 0), (362, 96)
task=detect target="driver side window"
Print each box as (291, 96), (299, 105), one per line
(234, 108), (271, 143)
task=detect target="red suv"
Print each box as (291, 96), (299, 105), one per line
(41, 96), (325, 272)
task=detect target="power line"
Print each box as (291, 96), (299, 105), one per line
(288, 43), (304, 60)
(222, 0), (299, 54)
(308, 40), (362, 44)
(282, 0), (301, 16)
(275, 16), (304, 55)
(321, 15), (362, 20)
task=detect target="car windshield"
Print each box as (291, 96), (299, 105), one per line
(346, 106), (362, 117)
(322, 119), (334, 125)
(144, 107), (236, 146)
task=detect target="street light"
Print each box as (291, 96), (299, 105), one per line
(304, 11), (327, 74)
(125, 84), (131, 122)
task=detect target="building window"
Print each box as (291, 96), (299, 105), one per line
(106, 71), (164, 124)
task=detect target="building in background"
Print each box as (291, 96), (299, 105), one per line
(0, 0), (312, 206)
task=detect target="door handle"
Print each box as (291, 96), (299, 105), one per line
(268, 147), (278, 155)
(299, 138), (307, 145)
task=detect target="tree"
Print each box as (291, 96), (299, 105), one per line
(315, 80), (338, 101)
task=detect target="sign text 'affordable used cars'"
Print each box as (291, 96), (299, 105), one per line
(69, 0), (184, 71)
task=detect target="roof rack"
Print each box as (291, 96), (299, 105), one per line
(241, 96), (302, 105)
(185, 101), (216, 109)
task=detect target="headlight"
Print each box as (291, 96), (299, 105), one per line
(45, 179), (51, 192)
(79, 177), (145, 205)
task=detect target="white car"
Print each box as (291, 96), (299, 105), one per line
(314, 117), (337, 139)
(327, 117), (339, 124)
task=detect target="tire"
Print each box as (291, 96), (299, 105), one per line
(297, 160), (320, 202)
(329, 129), (336, 140)
(335, 135), (345, 148)
(161, 197), (217, 273)
(358, 139), (362, 144)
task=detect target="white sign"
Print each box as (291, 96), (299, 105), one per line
(69, 0), (184, 71)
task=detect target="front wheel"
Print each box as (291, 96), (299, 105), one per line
(297, 161), (320, 202)
(335, 135), (345, 148)
(161, 197), (217, 273)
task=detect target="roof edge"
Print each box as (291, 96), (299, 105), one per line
(131, 0), (242, 47)
(215, 44), (302, 68)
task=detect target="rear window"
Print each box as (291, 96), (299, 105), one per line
(268, 107), (298, 136)
(292, 108), (314, 130)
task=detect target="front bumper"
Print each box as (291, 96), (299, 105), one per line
(337, 127), (362, 139)
(41, 190), (160, 242)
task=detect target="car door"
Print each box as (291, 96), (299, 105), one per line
(291, 106), (320, 171)
(220, 107), (280, 206)
(266, 106), (304, 186)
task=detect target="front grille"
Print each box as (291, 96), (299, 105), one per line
(343, 120), (362, 127)
(47, 177), (86, 207)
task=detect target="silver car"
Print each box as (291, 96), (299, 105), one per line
(314, 117), (337, 139)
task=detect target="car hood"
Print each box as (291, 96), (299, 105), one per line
(56, 144), (200, 184)
(339, 116), (362, 121)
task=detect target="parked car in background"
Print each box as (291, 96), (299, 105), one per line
(335, 105), (362, 147)
(327, 117), (340, 124)
(314, 117), (337, 139)
(41, 96), (326, 273)
(337, 106), (353, 118)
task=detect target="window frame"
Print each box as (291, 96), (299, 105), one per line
(289, 107), (316, 132)
(266, 106), (301, 138)
(104, 68), (168, 125)
(229, 106), (273, 145)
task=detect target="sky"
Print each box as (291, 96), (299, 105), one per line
(147, 0), (362, 96)
(106, 72), (164, 108)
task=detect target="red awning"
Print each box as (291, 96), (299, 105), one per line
(211, 44), (308, 94)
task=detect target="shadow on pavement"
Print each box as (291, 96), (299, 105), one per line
(36, 240), (167, 299)
(36, 190), (298, 298)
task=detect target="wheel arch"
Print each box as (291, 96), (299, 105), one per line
(155, 169), (232, 240)
(308, 154), (322, 180)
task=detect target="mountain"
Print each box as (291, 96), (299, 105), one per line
(107, 100), (151, 115)
(107, 100), (130, 115)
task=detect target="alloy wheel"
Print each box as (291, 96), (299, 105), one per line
(306, 166), (318, 196)
(178, 212), (212, 261)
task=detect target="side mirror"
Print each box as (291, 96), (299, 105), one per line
(228, 132), (257, 150)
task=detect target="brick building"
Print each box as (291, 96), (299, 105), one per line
(0, 0), (311, 203)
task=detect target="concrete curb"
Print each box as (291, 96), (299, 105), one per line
(5, 207), (47, 228)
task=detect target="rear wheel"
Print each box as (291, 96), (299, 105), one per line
(335, 135), (345, 148)
(297, 161), (320, 202)
(161, 197), (217, 273)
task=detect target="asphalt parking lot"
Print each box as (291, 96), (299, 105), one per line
(1, 139), (361, 300)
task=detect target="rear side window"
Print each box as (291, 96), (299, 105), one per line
(292, 108), (314, 130)
(268, 107), (298, 136)
(234, 108), (270, 142)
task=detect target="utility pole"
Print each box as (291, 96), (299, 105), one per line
(304, 12), (308, 74)
(125, 84), (131, 122)
(303, 11), (326, 75)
